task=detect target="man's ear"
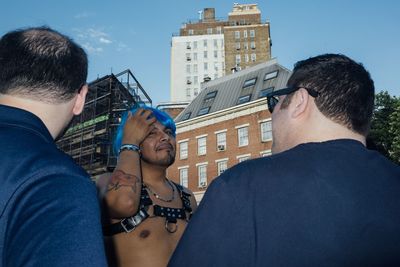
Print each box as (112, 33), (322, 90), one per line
(290, 88), (309, 118)
(72, 84), (88, 115)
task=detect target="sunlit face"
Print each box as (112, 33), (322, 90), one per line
(271, 95), (291, 154)
(140, 121), (176, 167)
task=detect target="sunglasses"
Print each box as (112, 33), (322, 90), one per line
(265, 86), (320, 113)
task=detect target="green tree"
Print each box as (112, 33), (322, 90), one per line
(368, 91), (400, 164)
(389, 100), (400, 164)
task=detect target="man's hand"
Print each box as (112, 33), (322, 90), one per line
(122, 108), (156, 146)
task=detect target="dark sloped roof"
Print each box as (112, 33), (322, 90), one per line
(175, 58), (291, 122)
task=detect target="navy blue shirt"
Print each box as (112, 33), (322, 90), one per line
(170, 139), (400, 267)
(0, 105), (107, 267)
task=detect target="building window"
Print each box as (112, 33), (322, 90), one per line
(214, 50), (218, 58)
(235, 54), (241, 64)
(217, 160), (228, 175)
(181, 112), (191, 121)
(214, 63), (219, 71)
(243, 30), (248, 38)
(193, 53), (198, 61)
(237, 94), (251, 105)
(186, 42), (191, 49)
(186, 76), (191, 84)
(245, 54), (249, 63)
(258, 87), (274, 98)
(197, 136), (207, 155)
(235, 42), (241, 50)
(193, 41), (197, 49)
(264, 70), (279, 81)
(204, 62), (208, 70)
(250, 30), (255, 38)
(204, 90), (217, 101)
(235, 31), (240, 39)
(207, 28), (213, 34)
(186, 64), (191, 73)
(193, 64), (198, 73)
(216, 132), (226, 151)
(186, 88), (191, 98)
(250, 41), (256, 49)
(260, 150), (272, 157)
(204, 51), (208, 59)
(214, 73), (218, 79)
(214, 39), (218, 48)
(238, 155), (250, 162)
(244, 42), (248, 50)
(238, 127), (249, 147)
(188, 29), (194, 35)
(243, 77), (257, 88)
(198, 106), (210, 116)
(194, 88), (199, 96)
(251, 53), (256, 62)
(179, 168), (188, 187)
(203, 40), (208, 47)
(198, 164), (207, 187)
(261, 121), (272, 142)
(179, 141), (188, 159)
(186, 53), (191, 61)
(194, 76), (198, 84)
(216, 26), (222, 34)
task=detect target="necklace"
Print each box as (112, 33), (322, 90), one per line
(144, 179), (175, 202)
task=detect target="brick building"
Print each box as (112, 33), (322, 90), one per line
(170, 3), (272, 102)
(168, 59), (290, 202)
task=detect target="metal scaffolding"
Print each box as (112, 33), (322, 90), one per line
(56, 69), (152, 178)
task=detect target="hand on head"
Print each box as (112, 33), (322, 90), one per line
(121, 108), (157, 146)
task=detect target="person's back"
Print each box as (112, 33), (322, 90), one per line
(169, 54), (400, 267)
(0, 27), (107, 266)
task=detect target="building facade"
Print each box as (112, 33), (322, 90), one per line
(168, 59), (290, 202)
(170, 3), (272, 102)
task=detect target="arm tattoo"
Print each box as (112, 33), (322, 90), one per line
(107, 170), (141, 193)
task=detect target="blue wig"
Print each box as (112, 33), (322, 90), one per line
(113, 104), (176, 154)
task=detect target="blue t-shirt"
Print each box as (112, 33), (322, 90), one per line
(0, 105), (107, 267)
(170, 139), (400, 267)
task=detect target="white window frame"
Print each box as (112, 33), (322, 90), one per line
(243, 30), (248, 38)
(179, 167), (189, 187)
(237, 153), (251, 162)
(196, 162), (208, 187)
(217, 160), (228, 175)
(236, 126), (249, 147)
(197, 136), (207, 155)
(250, 30), (255, 38)
(216, 131), (227, 150)
(235, 31), (240, 39)
(260, 120), (272, 142)
(179, 140), (189, 159)
(260, 150), (272, 157)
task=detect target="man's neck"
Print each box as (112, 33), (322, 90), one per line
(141, 161), (169, 186)
(0, 94), (73, 139)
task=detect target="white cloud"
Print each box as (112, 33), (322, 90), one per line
(99, 37), (112, 44)
(73, 27), (113, 54)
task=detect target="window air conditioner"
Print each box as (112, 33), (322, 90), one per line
(217, 145), (225, 151)
(199, 181), (207, 187)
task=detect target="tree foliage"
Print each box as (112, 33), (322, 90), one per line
(368, 91), (400, 164)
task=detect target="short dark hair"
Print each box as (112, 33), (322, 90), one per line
(0, 26), (88, 103)
(287, 53), (375, 136)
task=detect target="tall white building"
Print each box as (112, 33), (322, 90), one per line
(170, 34), (225, 102)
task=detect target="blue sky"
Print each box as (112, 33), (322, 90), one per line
(1, 0), (399, 105)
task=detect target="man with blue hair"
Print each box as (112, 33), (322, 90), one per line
(98, 105), (197, 267)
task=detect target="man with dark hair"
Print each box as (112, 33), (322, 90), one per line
(0, 27), (107, 266)
(169, 54), (400, 266)
(98, 106), (197, 267)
